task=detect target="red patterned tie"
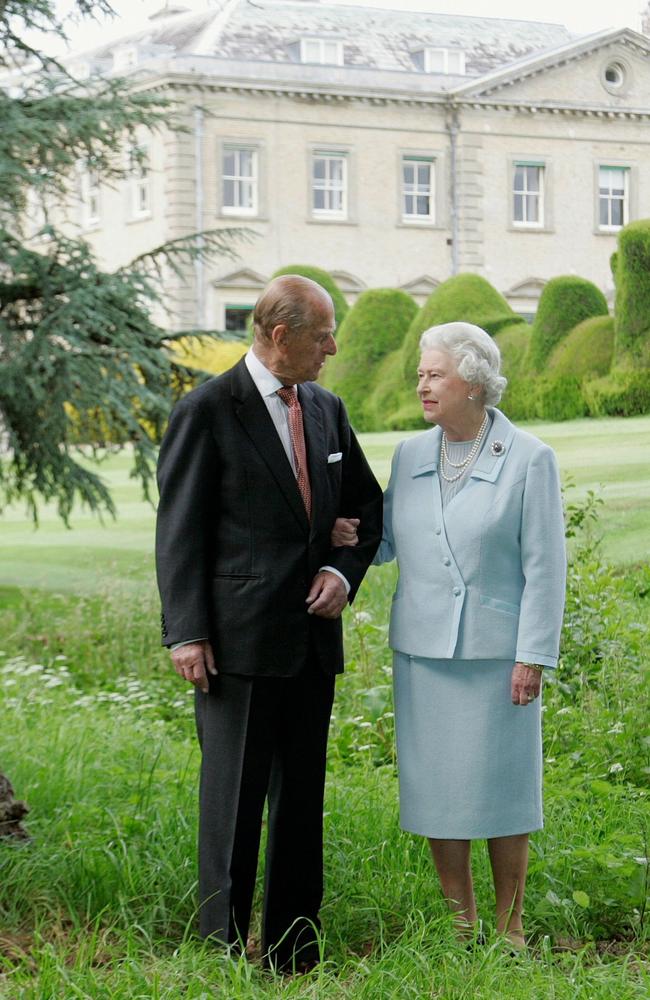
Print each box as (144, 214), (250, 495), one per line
(277, 386), (312, 520)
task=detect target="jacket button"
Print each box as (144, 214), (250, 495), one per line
(435, 527), (441, 535)
(443, 557), (451, 566)
(453, 587), (461, 596)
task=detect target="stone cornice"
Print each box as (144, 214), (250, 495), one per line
(135, 69), (650, 121)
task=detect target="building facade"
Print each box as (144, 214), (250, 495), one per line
(30, 1), (650, 329)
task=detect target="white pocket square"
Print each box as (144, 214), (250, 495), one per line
(327, 452), (343, 464)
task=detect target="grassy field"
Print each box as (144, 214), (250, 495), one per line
(0, 415), (649, 998)
(0, 414), (648, 596)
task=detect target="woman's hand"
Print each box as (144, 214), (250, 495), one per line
(331, 516), (360, 547)
(511, 662), (542, 706)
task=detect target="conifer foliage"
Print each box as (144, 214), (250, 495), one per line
(0, 1), (243, 524)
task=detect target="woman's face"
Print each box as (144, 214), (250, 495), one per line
(417, 349), (473, 426)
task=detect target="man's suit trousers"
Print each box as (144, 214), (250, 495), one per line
(194, 665), (335, 968)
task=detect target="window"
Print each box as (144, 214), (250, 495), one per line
(128, 146), (151, 219)
(312, 153), (347, 219)
(402, 158), (435, 222)
(80, 167), (101, 227)
(598, 166), (628, 230)
(513, 163), (544, 227)
(300, 38), (343, 66)
(225, 305), (253, 333)
(222, 146), (258, 216)
(412, 48), (465, 74)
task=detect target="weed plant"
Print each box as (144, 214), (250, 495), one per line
(0, 492), (648, 998)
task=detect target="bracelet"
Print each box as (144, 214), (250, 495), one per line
(520, 662), (544, 672)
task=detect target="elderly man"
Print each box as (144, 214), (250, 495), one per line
(155, 275), (382, 971)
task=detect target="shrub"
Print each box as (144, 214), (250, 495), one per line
(271, 264), (349, 328)
(494, 322), (531, 380)
(528, 276), (609, 372)
(499, 376), (538, 422)
(168, 337), (247, 375)
(325, 289), (417, 430)
(547, 315), (615, 379)
(613, 220), (650, 367)
(400, 273), (521, 382)
(583, 369), (650, 416)
(534, 375), (588, 421)
(365, 350), (424, 431)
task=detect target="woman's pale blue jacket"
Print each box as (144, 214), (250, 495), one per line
(376, 408), (566, 668)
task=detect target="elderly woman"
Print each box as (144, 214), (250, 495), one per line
(335, 322), (566, 949)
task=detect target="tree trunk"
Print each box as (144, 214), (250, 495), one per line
(0, 771), (29, 839)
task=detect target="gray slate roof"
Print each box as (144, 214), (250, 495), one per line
(88, 0), (573, 79)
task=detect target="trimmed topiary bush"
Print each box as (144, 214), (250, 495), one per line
(325, 289), (417, 430)
(495, 322), (532, 380)
(364, 349), (422, 431)
(547, 315), (615, 379)
(271, 264), (349, 328)
(534, 375), (588, 421)
(401, 273), (521, 383)
(584, 370), (650, 417)
(613, 220), (650, 367)
(528, 276), (608, 372)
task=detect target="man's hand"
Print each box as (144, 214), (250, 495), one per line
(306, 571), (348, 619)
(331, 516), (360, 547)
(171, 640), (217, 694)
(511, 662), (542, 706)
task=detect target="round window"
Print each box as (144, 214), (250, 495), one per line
(605, 63), (624, 87)
(602, 60), (629, 94)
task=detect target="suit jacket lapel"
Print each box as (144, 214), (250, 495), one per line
(230, 360), (310, 531)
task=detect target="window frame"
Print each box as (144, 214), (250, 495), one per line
(597, 164), (629, 232)
(511, 160), (546, 230)
(412, 47), (466, 74)
(299, 38), (344, 66)
(311, 150), (348, 221)
(79, 165), (101, 228)
(127, 144), (152, 221)
(401, 156), (436, 224)
(221, 144), (259, 218)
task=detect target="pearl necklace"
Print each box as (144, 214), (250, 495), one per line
(439, 411), (489, 483)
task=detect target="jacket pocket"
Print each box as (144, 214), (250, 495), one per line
(213, 572), (261, 581)
(479, 594), (520, 616)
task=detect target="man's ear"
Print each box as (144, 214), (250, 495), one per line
(270, 323), (289, 349)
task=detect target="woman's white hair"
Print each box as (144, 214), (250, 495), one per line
(419, 322), (507, 406)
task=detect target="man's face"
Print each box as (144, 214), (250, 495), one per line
(282, 299), (337, 384)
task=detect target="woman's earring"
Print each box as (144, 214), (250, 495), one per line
(467, 394), (475, 400)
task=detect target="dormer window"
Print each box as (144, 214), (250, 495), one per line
(300, 38), (344, 66)
(412, 48), (465, 75)
(112, 46), (139, 72)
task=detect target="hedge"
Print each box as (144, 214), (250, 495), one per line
(364, 348), (423, 431)
(613, 220), (650, 367)
(271, 265), (349, 328)
(400, 273), (521, 383)
(547, 315), (615, 379)
(528, 276), (609, 372)
(584, 369), (650, 417)
(324, 288), (417, 430)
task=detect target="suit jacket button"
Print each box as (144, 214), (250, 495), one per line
(453, 587), (461, 597)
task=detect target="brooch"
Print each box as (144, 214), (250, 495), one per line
(490, 440), (505, 457)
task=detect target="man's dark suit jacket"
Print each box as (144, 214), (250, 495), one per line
(156, 358), (383, 676)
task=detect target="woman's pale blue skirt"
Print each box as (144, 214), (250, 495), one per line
(393, 653), (543, 839)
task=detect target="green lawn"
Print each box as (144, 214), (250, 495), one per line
(0, 415), (648, 593)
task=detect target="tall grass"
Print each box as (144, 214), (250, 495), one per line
(0, 462), (649, 996)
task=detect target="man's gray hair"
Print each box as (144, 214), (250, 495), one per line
(419, 322), (507, 406)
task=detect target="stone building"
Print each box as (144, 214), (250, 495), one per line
(29, 1), (650, 328)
